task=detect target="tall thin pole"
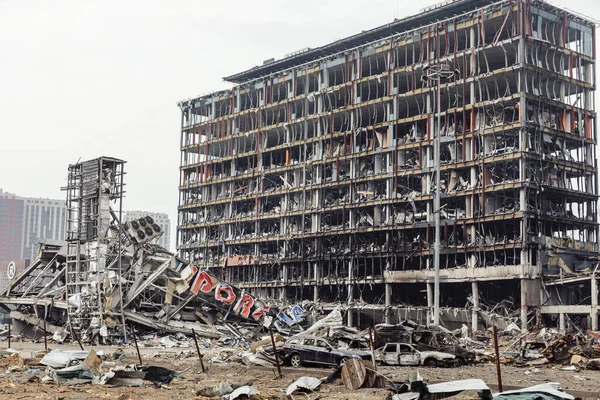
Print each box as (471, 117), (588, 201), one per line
(269, 327), (282, 378)
(7, 319), (10, 349)
(43, 318), (48, 351)
(191, 329), (206, 373)
(433, 81), (442, 326)
(117, 162), (127, 343)
(493, 326), (503, 392)
(368, 327), (377, 370)
(131, 326), (143, 365)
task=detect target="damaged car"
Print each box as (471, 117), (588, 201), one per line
(374, 343), (456, 367)
(375, 324), (475, 365)
(281, 335), (370, 368)
(521, 341), (548, 360)
(411, 330), (475, 365)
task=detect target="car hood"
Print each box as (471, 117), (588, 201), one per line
(420, 351), (455, 359)
(335, 349), (371, 357)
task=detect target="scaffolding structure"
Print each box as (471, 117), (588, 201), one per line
(64, 157), (126, 341)
(177, 0), (599, 331)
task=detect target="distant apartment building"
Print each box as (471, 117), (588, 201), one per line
(22, 197), (67, 260)
(124, 211), (171, 250)
(0, 189), (24, 261)
(0, 188), (66, 261)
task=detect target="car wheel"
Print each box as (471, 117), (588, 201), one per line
(424, 358), (437, 367)
(290, 354), (302, 368)
(339, 357), (350, 366)
(455, 357), (466, 366)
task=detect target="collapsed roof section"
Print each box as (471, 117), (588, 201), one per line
(0, 157), (272, 343)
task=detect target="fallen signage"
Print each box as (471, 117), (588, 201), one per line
(0, 156), (274, 344)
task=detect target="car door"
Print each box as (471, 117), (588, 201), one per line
(316, 339), (336, 365)
(283, 338), (300, 359)
(382, 344), (399, 365)
(302, 338), (320, 364)
(399, 344), (420, 366)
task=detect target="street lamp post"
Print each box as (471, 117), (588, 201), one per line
(433, 81), (442, 326)
(422, 64), (458, 326)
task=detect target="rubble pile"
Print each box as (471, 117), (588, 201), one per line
(0, 347), (180, 389)
(5, 298), (600, 376)
(0, 157), (276, 346)
(0, 305), (596, 399)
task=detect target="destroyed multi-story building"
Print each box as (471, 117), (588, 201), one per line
(177, 0), (598, 332)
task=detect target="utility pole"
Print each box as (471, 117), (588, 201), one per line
(433, 79), (442, 326)
(422, 64), (458, 326)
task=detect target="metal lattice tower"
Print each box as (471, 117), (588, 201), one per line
(64, 157), (125, 342)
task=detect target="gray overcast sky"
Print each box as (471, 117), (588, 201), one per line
(0, 0), (598, 250)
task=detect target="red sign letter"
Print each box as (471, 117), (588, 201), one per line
(190, 270), (213, 295)
(234, 293), (255, 318)
(251, 303), (270, 321)
(215, 283), (236, 305)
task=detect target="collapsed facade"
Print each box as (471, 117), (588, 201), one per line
(0, 157), (273, 343)
(177, 0), (598, 332)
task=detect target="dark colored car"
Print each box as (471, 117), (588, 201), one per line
(281, 335), (371, 367)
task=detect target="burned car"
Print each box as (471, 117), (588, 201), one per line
(375, 324), (475, 365)
(374, 343), (456, 367)
(281, 335), (371, 368)
(521, 341), (548, 360)
(411, 330), (475, 365)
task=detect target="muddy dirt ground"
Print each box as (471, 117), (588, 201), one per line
(1, 343), (599, 399)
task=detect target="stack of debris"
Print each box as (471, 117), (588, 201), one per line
(39, 349), (179, 387)
(0, 157), (276, 346)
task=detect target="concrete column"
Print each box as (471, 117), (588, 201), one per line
(347, 260), (353, 304)
(559, 312), (566, 333)
(385, 283), (392, 324)
(520, 278), (528, 332)
(471, 281), (480, 333)
(281, 264), (289, 300)
(347, 259), (354, 327)
(469, 27), (475, 50)
(427, 283), (434, 324)
(313, 263), (319, 303)
(282, 265), (288, 283)
(591, 276), (598, 330)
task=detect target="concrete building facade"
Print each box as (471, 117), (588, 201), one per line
(0, 189), (24, 261)
(177, 0), (598, 332)
(124, 211), (171, 250)
(22, 197), (67, 261)
(0, 189), (66, 261)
